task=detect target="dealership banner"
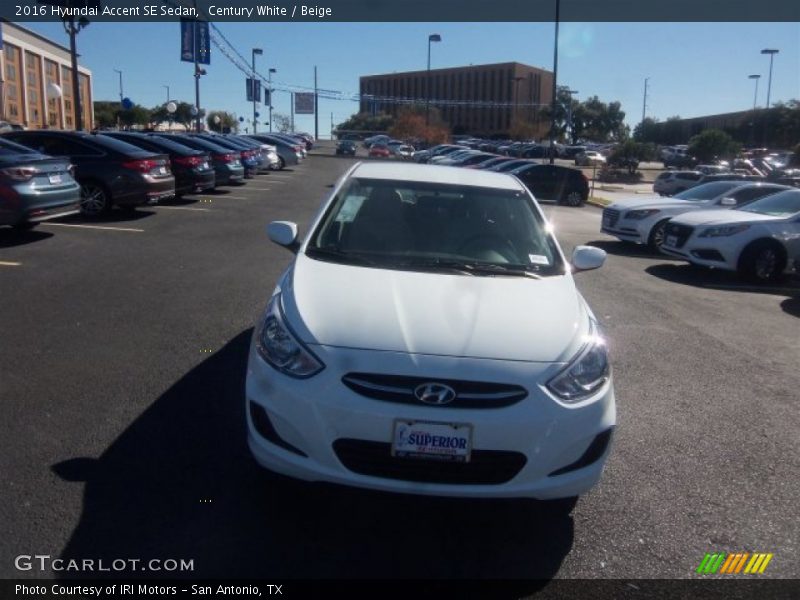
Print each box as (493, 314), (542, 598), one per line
(294, 92), (315, 115)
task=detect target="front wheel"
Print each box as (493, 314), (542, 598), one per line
(738, 241), (786, 283)
(278, 156), (286, 170)
(563, 190), (585, 207)
(80, 182), (112, 216)
(648, 219), (670, 251)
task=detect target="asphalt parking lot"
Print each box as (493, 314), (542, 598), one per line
(1, 150), (798, 584)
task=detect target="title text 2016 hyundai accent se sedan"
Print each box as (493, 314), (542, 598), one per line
(246, 162), (616, 503)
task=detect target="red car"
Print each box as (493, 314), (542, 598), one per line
(369, 143), (391, 158)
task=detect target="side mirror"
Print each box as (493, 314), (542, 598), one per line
(719, 197), (736, 206)
(267, 221), (299, 253)
(572, 245), (607, 272)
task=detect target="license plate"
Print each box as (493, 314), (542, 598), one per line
(201, 162), (209, 170)
(48, 174), (62, 184)
(391, 420), (472, 462)
(665, 235), (677, 247)
(158, 166), (167, 175)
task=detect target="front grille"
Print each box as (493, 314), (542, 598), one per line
(602, 208), (620, 228)
(341, 373), (527, 409)
(333, 439), (527, 484)
(665, 222), (694, 248)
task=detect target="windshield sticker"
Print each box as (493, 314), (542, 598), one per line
(528, 254), (550, 265)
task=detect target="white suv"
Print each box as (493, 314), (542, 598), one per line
(653, 170), (704, 196)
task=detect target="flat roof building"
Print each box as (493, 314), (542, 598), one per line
(0, 22), (94, 130)
(360, 62), (554, 138)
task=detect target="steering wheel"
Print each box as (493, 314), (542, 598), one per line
(457, 234), (518, 262)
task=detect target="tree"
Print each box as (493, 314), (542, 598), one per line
(272, 113), (292, 133)
(540, 86), (580, 143)
(608, 140), (657, 174)
(149, 101), (196, 131)
(118, 105), (151, 128)
(337, 111), (395, 133)
(633, 117), (660, 143)
(388, 105), (449, 145)
(660, 116), (685, 146)
(508, 117), (540, 141)
(206, 110), (238, 133)
(687, 129), (741, 163)
(92, 101), (150, 129)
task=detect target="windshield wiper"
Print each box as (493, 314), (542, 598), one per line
(400, 259), (543, 279)
(306, 247), (377, 266)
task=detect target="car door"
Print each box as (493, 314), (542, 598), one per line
(724, 185), (786, 208)
(519, 166), (557, 200)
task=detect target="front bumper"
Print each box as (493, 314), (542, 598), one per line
(246, 338), (616, 500)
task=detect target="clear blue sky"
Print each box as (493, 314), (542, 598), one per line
(18, 21), (800, 136)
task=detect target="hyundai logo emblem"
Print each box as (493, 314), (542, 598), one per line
(414, 382), (456, 406)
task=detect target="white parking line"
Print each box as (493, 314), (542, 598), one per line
(198, 195), (249, 200)
(0, 261), (22, 267)
(241, 187), (273, 192)
(41, 223), (144, 233)
(154, 206), (210, 212)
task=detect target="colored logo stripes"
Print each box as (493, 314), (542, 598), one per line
(697, 552), (773, 574)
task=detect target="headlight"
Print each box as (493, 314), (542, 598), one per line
(546, 326), (610, 403)
(256, 294), (324, 378)
(698, 224), (750, 237)
(625, 209), (660, 220)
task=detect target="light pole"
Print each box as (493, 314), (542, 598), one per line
(748, 74), (760, 110)
(426, 33), (441, 126)
(566, 89), (578, 144)
(113, 69), (123, 106)
(549, 0), (560, 164)
(760, 49), (779, 109)
(163, 85), (170, 104)
(268, 68), (276, 132)
(512, 76), (524, 123)
(59, 14), (90, 131)
(251, 48), (263, 133)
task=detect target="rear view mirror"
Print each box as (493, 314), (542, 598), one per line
(267, 221), (299, 252)
(720, 197), (736, 206)
(572, 245), (607, 272)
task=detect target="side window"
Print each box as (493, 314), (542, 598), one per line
(731, 187), (774, 205)
(39, 138), (102, 157)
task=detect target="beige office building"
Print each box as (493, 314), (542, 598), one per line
(1, 22), (93, 130)
(360, 62), (554, 137)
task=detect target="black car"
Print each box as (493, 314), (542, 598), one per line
(3, 130), (175, 216)
(510, 163), (590, 206)
(336, 140), (357, 156)
(487, 159), (536, 173)
(101, 132), (215, 197)
(153, 134), (245, 186)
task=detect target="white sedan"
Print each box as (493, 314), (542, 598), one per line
(575, 151), (606, 167)
(601, 182), (790, 250)
(660, 189), (800, 282)
(246, 162), (615, 503)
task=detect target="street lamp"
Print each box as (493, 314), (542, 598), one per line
(113, 69), (124, 106)
(748, 74), (760, 111)
(512, 76), (525, 122)
(426, 33), (442, 126)
(194, 64), (206, 132)
(549, 0), (560, 164)
(268, 68), (276, 132)
(566, 89), (578, 144)
(760, 49), (779, 109)
(163, 85), (170, 104)
(251, 48), (263, 133)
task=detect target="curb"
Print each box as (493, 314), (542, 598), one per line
(587, 197), (611, 208)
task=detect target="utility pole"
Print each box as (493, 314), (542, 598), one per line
(642, 77), (649, 124)
(314, 66), (318, 139)
(761, 48), (779, 109)
(330, 112), (334, 139)
(290, 92), (295, 131)
(548, 0), (560, 164)
(251, 48), (262, 133)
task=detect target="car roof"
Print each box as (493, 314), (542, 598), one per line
(350, 161), (526, 191)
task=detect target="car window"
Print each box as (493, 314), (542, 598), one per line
(675, 181), (739, 201)
(730, 186), (785, 205)
(739, 190), (800, 216)
(29, 137), (103, 157)
(308, 177), (564, 276)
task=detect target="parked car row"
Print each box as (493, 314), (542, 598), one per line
(0, 129), (310, 228)
(602, 181), (800, 282)
(654, 167), (800, 197)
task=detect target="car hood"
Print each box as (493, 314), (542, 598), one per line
(281, 254), (589, 363)
(609, 197), (706, 211)
(671, 209), (779, 226)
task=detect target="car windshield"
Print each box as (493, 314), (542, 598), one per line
(738, 190), (800, 217)
(307, 178), (564, 277)
(674, 181), (740, 201)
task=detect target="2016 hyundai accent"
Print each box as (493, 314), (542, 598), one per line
(246, 162), (616, 501)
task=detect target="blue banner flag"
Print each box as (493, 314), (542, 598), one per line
(180, 18), (210, 64)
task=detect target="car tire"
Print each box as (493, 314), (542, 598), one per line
(539, 496), (579, 515)
(738, 240), (787, 283)
(12, 221), (38, 232)
(79, 181), (112, 217)
(278, 156), (286, 170)
(648, 219), (671, 251)
(563, 190), (585, 207)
